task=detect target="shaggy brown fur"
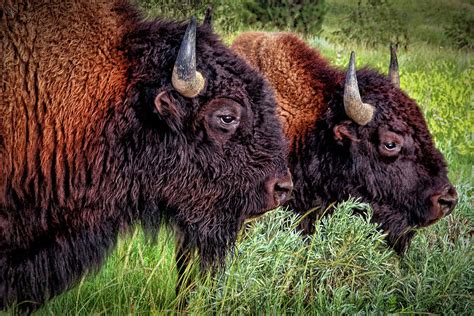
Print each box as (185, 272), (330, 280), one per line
(232, 32), (336, 150)
(232, 32), (457, 253)
(2, 1), (131, 212)
(1, 2), (291, 311)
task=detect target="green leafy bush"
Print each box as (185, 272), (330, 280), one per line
(187, 194), (473, 314)
(139, 0), (205, 19)
(138, 0), (245, 34)
(330, 0), (409, 49)
(445, 13), (474, 50)
(187, 201), (402, 314)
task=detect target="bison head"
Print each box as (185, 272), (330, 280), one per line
(124, 18), (292, 266)
(299, 50), (457, 253)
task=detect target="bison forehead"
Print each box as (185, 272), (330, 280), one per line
(355, 69), (432, 137)
(125, 21), (277, 121)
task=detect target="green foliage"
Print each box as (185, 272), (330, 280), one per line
(187, 201), (400, 314)
(329, 0), (409, 49)
(138, 0), (247, 34)
(445, 13), (474, 49)
(241, 0), (327, 35)
(139, 0), (205, 19)
(138, 0), (327, 35)
(186, 192), (473, 314)
(37, 228), (178, 314)
(324, 0), (474, 49)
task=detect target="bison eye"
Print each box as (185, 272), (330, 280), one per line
(204, 98), (244, 143)
(220, 115), (237, 125)
(378, 130), (404, 157)
(384, 142), (397, 150)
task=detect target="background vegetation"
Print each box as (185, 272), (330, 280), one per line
(140, 0), (327, 34)
(19, 0), (474, 314)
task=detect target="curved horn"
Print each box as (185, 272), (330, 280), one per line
(203, 5), (213, 29)
(172, 17), (206, 98)
(344, 51), (374, 125)
(389, 44), (400, 88)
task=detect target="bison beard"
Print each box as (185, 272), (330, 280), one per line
(232, 32), (457, 254)
(0, 1), (291, 311)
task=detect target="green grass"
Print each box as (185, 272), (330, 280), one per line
(17, 0), (474, 315)
(35, 229), (177, 314)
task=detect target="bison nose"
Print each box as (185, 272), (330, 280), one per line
(270, 170), (293, 206)
(437, 185), (458, 216)
(431, 185), (458, 218)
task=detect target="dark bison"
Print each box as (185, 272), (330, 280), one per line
(0, 2), (292, 311)
(232, 32), (457, 253)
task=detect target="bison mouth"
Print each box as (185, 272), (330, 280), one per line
(420, 216), (442, 228)
(241, 199), (283, 223)
(243, 206), (279, 223)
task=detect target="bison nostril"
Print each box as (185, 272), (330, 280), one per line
(437, 185), (458, 216)
(265, 170), (293, 208)
(438, 199), (451, 213)
(274, 176), (293, 205)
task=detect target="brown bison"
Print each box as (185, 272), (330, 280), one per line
(0, 2), (292, 311)
(232, 32), (457, 253)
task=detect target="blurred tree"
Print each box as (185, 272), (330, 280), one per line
(242, 0), (327, 35)
(330, 0), (410, 49)
(445, 13), (473, 50)
(138, 0), (327, 35)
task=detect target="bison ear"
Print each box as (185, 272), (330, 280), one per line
(333, 120), (360, 143)
(154, 90), (184, 128)
(203, 5), (213, 29)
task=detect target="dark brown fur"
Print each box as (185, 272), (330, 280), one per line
(232, 32), (456, 253)
(1, 2), (289, 311)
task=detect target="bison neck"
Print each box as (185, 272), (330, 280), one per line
(232, 32), (347, 227)
(1, 1), (142, 227)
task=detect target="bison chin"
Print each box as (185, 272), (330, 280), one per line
(174, 175), (293, 272)
(371, 203), (417, 254)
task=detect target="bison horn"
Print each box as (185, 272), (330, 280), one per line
(203, 5), (213, 29)
(389, 44), (400, 88)
(172, 17), (206, 98)
(344, 51), (374, 125)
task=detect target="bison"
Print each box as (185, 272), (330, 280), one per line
(0, 2), (293, 311)
(232, 32), (457, 253)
